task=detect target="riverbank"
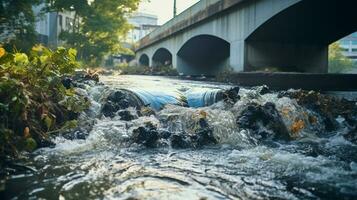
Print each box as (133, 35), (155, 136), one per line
(0, 47), (101, 193)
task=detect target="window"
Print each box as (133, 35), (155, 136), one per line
(65, 17), (73, 30)
(340, 40), (350, 45)
(352, 41), (357, 45)
(58, 15), (63, 29)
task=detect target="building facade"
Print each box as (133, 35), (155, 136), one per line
(339, 32), (357, 62)
(126, 12), (160, 43)
(33, 5), (76, 48)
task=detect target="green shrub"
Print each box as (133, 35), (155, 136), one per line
(0, 45), (90, 158)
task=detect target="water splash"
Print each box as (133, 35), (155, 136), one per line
(5, 75), (357, 200)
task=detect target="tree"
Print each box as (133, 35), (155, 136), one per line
(46, 0), (140, 66)
(328, 42), (353, 73)
(0, 0), (41, 52)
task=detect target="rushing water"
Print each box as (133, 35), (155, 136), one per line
(4, 75), (357, 200)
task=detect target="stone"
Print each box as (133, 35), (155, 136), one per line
(139, 106), (156, 116)
(118, 110), (137, 121)
(101, 90), (144, 118)
(255, 85), (270, 95)
(61, 77), (74, 89)
(170, 133), (191, 149)
(278, 90), (357, 132)
(344, 127), (357, 144)
(236, 102), (290, 140)
(131, 122), (159, 148)
(221, 86), (240, 104)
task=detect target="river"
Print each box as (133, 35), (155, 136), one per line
(3, 75), (357, 200)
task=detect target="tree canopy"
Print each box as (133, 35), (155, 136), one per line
(46, 0), (140, 66)
(0, 0), (41, 52)
(0, 0), (140, 65)
(328, 42), (353, 73)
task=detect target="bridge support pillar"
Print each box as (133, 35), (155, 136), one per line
(229, 40), (245, 72)
(244, 41), (328, 73)
(172, 55), (178, 69)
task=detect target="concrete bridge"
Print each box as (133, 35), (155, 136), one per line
(135, 0), (357, 75)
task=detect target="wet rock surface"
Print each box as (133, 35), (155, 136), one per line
(214, 87), (241, 105)
(253, 85), (270, 95)
(131, 122), (159, 148)
(118, 110), (137, 121)
(278, 90), (357, 131)
(130, 115), (216, 149)
(170, 117), (217, 148)
(222, 86), (241, 103)
(344, 126), (357, 144)
(101, 90), (143, 118)
(236, 102), (290, 141)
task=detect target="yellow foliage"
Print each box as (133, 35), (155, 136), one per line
(0, 47), (5, 58)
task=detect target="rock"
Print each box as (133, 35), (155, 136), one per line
(158, 130), (172, 139)
(131, 122), (159, 148)
(61, 77), (74, 89)
(278, 90), (357, 132)
(344, 127), (357, 144)
(236, 102), (290, 140)
(254, 85), (270, 95)
(139, 106), (156, 117)
(224, 86), (240, 103)
(101, 90), (144, 118)
(118, 110), (137, 121)
(62, 130), (89, 140)
(170, 133), (191, 148)
(36, 137), (56, 148)
(101, 102), (117, 118)
(171, 116), (217, 148)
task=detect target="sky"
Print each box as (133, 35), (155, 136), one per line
(139, 0), (200, 25)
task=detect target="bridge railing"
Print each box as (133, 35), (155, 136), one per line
(138, 0), (222, 50)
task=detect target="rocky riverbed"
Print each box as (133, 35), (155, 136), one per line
(2, 75), (357, 200)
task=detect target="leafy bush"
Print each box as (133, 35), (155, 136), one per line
(329, 42), (353, 73)
(0, 45), (90, 158)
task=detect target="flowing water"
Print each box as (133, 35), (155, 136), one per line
(4, 75), (357, 200)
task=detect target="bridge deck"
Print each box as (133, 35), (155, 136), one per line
(138, 0), (247, 51)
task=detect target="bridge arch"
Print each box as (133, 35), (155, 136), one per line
(152, 48), (172, 67)
(177, 34), (230, 75)
(245, 0), (357, 73)
(139, 54), (150, 66)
